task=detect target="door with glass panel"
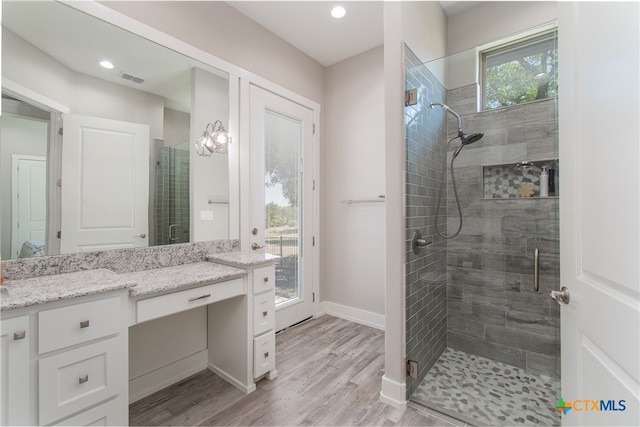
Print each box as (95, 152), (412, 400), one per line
(249, 85), (314, 331)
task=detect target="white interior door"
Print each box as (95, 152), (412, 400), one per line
(559, 3), (639, 425)
(249, 85), (314, 331)
(11, 155), (47, 257)
(61, 114), (149, 253)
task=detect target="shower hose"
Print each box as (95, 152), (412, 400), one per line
(435, 136), (465, 239)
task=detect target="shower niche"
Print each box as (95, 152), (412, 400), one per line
(483, 160), (559, 199)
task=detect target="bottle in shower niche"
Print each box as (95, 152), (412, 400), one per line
(549, 168), (556, 196)
(539, 166), (549, 197)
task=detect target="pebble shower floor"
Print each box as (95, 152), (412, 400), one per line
(411, 348), (561, 426)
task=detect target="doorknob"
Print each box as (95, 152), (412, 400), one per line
(135, 233), (147, 239)
(251, 243), (265, 250)
(550, 286), (570, 305)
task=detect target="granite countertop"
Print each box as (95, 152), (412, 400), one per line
(206, 250), (279, 267)
(124, 262), (247, 297)
(0, 269), (135, 311)
(0, 260), (250, 312)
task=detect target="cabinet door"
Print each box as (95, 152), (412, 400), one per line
(0, 315), (31, 426)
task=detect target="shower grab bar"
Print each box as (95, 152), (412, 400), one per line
(534, 247), (540, 292)
(341, 196), (386, 205)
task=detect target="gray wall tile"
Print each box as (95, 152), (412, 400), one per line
(445, 84), (560, 378)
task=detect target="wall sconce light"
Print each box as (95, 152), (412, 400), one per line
(194, 120), (231, 156)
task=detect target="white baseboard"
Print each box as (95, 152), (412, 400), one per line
(129, 350), (208, 403)
(380, 374), (407, 409)
(208, 363), (256, 394)
(320, 301), (385, 330)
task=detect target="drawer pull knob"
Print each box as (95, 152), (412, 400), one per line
(79, 375), (89, 384)
(262, 311), (268, 317)
(188, 294), (211, 302)
(80, 320), (90, 329)
(264, 352), (269, 358)
(263, 277), (269, 282)
(13, 331), (26, 340)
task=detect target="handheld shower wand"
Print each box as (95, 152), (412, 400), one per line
(430, 102), (484, 239)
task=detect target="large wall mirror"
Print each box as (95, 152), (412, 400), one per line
(1, 0), (232, 260)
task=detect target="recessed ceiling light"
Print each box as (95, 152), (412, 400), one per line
(331, 6), (346, 19)
(99, 60), (114, 69)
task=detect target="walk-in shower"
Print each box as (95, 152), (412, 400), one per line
(405, 36), (560, 426)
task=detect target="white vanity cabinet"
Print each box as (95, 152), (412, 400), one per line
(0, 315), (31, 426)
(0, 290), (129, 427)
(205, 257), (278, 392)
(37, 293), (128, 426)
(251, 265), (276, 379)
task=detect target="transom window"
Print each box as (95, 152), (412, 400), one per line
(481, 29), (558, 111)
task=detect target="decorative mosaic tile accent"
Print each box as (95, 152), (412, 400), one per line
(412, 348), (561, 426)
(1, 240), (239, 280)
(484, 162), (557, 199)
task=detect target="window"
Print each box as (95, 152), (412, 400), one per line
(481, 29), (558, 110)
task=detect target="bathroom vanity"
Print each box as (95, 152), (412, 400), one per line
(0, 251), (277, 426)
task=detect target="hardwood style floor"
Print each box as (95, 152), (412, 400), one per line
(130, 315), (455, 426)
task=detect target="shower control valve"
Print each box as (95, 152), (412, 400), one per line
(411, 230), (432, 254)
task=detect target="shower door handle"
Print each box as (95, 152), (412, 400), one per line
(533, 248), (540, 292)
(169, 224), (179, 241)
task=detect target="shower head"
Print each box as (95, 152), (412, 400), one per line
(460, 132), (484, 145)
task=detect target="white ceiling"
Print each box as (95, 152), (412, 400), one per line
(227, 1), (474, 67)
(227, 1), (384, 67)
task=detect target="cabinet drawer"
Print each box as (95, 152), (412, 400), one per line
(253, 333), (275, 378)
(53, 396), (127, 426)
(253, 292), (275, 336)
(136, 278), (244, 323)
(39, 337), (125, 425)
(253, 266), (275, 294)
(39, 296), (120, 354)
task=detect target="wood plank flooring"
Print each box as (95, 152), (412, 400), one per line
(129, 315), (455, 426)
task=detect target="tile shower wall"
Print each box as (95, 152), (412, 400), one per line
(444, 85), (560, 378)
(404, 47), (448, 397)
(156, 147), (190, 245)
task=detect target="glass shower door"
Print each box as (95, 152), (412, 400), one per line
(404, 40), (560, 426)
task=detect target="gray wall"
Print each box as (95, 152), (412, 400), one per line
(445, 86), (560, 378)
(404, 47), (448, 397)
